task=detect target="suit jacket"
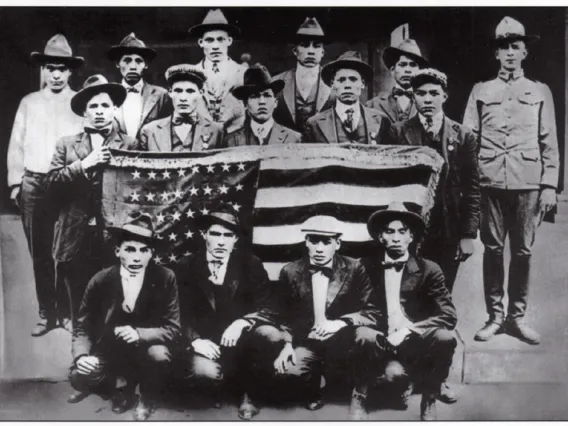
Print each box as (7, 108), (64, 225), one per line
(278, 254), (380, 343)
(225, 120), (302, 147)
(138, 115), (224, 152)
(361, 254), (457, 337)
(304, 105), (394, 145)
(392, 115), (480, 242)
(114, 82), (172, 139)
(365, 90), (418, 124)
(273, 68), (333, 132)
(178, 249), (279, 344)
(72, 264), (181, 362)
(45, 127), (139, 262)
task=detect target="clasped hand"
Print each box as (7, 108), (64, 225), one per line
(307, 319), (347, 341)
(114, 325), (139, 344)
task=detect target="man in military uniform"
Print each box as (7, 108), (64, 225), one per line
(463, 17), (558, 345)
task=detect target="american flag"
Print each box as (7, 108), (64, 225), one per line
(102, 145), (443, 279)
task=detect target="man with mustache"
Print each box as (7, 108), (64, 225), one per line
(107, 33), (171, 139)
(7, 34), (85, 336)
(226, 64), (302, 146)
(139, 64), (224, 152)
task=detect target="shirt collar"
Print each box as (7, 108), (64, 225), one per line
(122, 79), (144, 92)
(335, 100), (360, 119)
(394, 83), (412, 92)
(498, 68), (524, 82)
(418, 112), (444, 136)
(309, 258), (334, 269)
(296, 64), (320, 79)
(206, 251), (228, 264)
(384, 251), (410, 263)
(42, 85), (71, 99)
(250, 118), (274, 138)
(204, 57), (229, 71)
(120, 265), (145, 279)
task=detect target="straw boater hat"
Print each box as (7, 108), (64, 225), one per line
(367, 202), (425, 239)
(164, 64), (207, 89)
(321, 51), (373, 86)
(294, 17), (325, 42)
(107, 212), (157, 246)
(231, 64), (285, 101)
(107, 32), (157, 62)
(71, 75), (126, 116)
(492, 16), (539, 46)
(30, 34), (84, 69)
(410, 68), (448, 91)
(300, 215), (343, 237)
(383, 39), (428, 70)
(188, 9), (241, 39)
(197, 205), (241, 234)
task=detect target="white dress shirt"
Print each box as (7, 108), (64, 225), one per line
(310, 260), (333, 324)
(122, 79), (144, 137)
(335, 101), (361, 129)
(419, 111), (444, 138)
(394, 84), (412, 112)
(120, 266), (146, 313)
(206, 252), (229, 285)
(296, 64), (320, 101)
(383, 252), (413, 335)
(250, 118), (274, 144)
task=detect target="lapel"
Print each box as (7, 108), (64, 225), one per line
(104, 127), (127, 149)
(316, 79), (331, 112)
(132, 265), (157, 314)
(440, 116), (457, 164)
(363, 106), (385, 133)
(267, 122), (289, 145)
(194, 251), (217, 311)
(403, 115), (424, 146)
(281, 70), (296, 123)
(222, 252), (240, 300)
(103, 267), (123, 326)
(315, 109), (337, 143)
(72, 132), (92, 160)
(326, 255), (348, 308)
(193, 115), (213, 151)
(380, 94), (397, 123)
(114, 108), (126, 134)
(155, 117), (174, 152)
(140, 83), (160, 124)
(400, 255), (421, 305)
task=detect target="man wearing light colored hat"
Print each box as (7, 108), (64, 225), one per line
(227, 63), (302, 146)
(305, 51), (394, 145)
(463, 16), (558, 345)
(274, 215), (380, 420)
(139, 64), (224, 152)
(273, 17), (333, 135)
(7, 34), (85, 336)
(107, 33), (171, 139)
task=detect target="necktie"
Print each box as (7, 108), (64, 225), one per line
(127, 87), (140, 93)
(209, 259), (223, 284)
(381, 261), (406, 272)
(84, 127), (111, 137)
(309, 265), (334, 279)
(344, 108), (354, 132)
(212, 62), (220, 73)
(425, 117), (435, 139)
(392, 87), (413, 99)
(172, 115), (196, 126)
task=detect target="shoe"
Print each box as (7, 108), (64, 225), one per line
(504, 319), (540, 345)
(305, 391), (324, 411)
(348, 389), (368, 420)
(395, 381), (414, 410)
(437, 381), (458, 404)
(111, 390), (136, 414)
(474, 321), (503, 342)
(420, 393), (437, 421)
(237, 393), (259, 421)
(31, 318), (57, 337)
(133, 396), (155, 421)
(67, 390), (89, 404)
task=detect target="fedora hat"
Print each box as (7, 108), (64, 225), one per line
(165, 64), (207, 89)
(197, 205), (241, 234)
(295, 17), (325, 41)
(188, 9), (241, 39)
(300, 215), (343, 237)
(411, 68), (448, 91)
(71, 74), (127, 116)
(107, 32), (157, 62)
(107, 212), (157, 246)
(321, 51), (373, 86)
(492, 16), (539, 46)
(383, 39), (428, 70)
(367, 202), (425, 239)
(231, 63), (285, 101)
(30, 34), (84, 69)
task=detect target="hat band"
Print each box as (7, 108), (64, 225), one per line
(210, 212), (238, 226)
(122, 224), (153, 238)
(301, 229), (342, 236)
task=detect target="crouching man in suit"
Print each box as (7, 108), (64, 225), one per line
(273, 215), (380, 420)
(67, 212), (181, 421)
(361, 203), (457, 421)
(178, 206), (285, 420)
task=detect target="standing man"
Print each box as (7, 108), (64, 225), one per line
(273, 17), (333, 135)
(7, 34), (85, 336)
(227, 64), (302, 146)
(274, 215), (380, 420)
(107, 33), (171, 139)
(366, 38), (428, 124)
(463, 17), (558, 345)
(305, 51), (393, 145)
(189, 8), (248, 133)
(139, 64), (224, 152)
(361, 203), (458, 421)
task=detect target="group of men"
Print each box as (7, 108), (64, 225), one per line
(6, 7), (559, 422)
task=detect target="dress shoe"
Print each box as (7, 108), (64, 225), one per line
(67, 390), (89, 404)
(133, 396), (155, 421)
(420, 393), (437, 421)
(111, 390), (136, 414)
(503, 319), (540, 345)
(31, 318), (57, 337)
(348, 390), (368, 420)
(474, 321), (502, 342)
(437, 381), (458, 404)
(305, 389), (324, 411)
(237, 393), (259, 421)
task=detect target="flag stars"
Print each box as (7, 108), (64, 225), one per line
(154, 256), (162, 265)
(191, 166), (200, 174)
(200, 207), (210, 215)
(232, 202), (241, 212)
(168, 233), (177, 242)
(168, 253), (178, 263)
(171, 211), (182, 222)
(203, 185), (213, 195)
(237, 163), (246, 171)
(186, 209), (195, 218)
(221, 164), (230, 172)
(173, 189), (183, 200)
(131, 170), (141, 179)
(206, 164), (215, 173)
(160, 191), (170, 201)
(156, 213), (165, 224)
(235, 184), (244, 191)
(146, 192), (156, 201)
(130, 191), (140, 202)
(218, 185), (229, 194)
(184, 230), (194, 239)
(148, 171), (157, 180)
(162, 170), (171, 179)
(189, 187), (199, 196)
(177, 169), (187, 177)
(183, 251), (192, 257)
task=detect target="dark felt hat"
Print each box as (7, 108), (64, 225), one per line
(188, 9), (241, 39)
(197, 205), (241, 234)
(71, 74), (126, 116)
(30, 34), (84, 69)
(383, 39), (428, 70)
(107, 212), (157, 246)
(367, 202), (425, 239)
(231, 63), (285, 101)
(294, 17), (326, 41)
(321, 51), (373, 86)
(107, 32), (157, 62)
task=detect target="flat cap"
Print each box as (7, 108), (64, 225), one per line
(164, 64), (206, 87)
(410, 68), (448, 90)
(300, 215), (343, 237)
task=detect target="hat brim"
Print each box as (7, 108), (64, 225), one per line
(382, 47), (429, 70)
(491, 34), (540, 46)
(232, 79), (285, 101)
(71, 83), (127, 116)
(196, 215), (241, 234)
(188, 23), (241, 39)
(30, 52), (85, 69)
(107, 227), (157, 247)
(293, 33), (327, 44)
(321, 59), (373, 86)
(107, 46), (157, 62)
(367, 209), (425, 239)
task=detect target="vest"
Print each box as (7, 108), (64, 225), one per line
(295, 79), (319, 132)
(396, 99), (414, 122)
(334, 110), (368, 144)
(170, 122), (196, 152)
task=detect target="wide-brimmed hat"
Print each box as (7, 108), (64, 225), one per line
(71, 74), (127, 116)
(411, 68), (448, 91)
(30, 34), (84, 69)
(165, 64), (207, 89)
(492, 16), (539, 46)
(383, 39), (428, 70)
(197, 205), (241, 234)
(367, 202), (425, 239)
(188, 9), (241, 39)
(294, 17), (325, 42)
(300, 215), (343, 237)
(231, 64), (285, 101)
(107, 212), (157, 246)
(321, 51), (373, 86)
(107, 32), (157, 62)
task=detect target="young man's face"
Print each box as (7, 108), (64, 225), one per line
(293, 40), (325, 68)
(414, 82), (447, 117)
(333, 68), (365, 105)
(41, 62), (71, 93)
(391, 55), (419, 88)
(117, 53), (147, 85)
(379, 220), (414, 258)
(115, 240), (153, 274)
(83, 92), (116, 129)
(198, 30), (232, 62)
(495, 40), (527, 71)
(205, 223), (238, 260)
(305, 235), (340, 266)
(169, 80), (202, 115)
(246, 89), (277, 124)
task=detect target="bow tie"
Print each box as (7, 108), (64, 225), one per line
(209, 259), (223, 266)
(126, 87), (140, 93)
(392, 87), (413, 99)
(212, 62), (220, 73)
(381, 260), (406, 272)
(172, 115), (196, 126)
(309, 265), (333, 279)
(84, 127), (111, 137)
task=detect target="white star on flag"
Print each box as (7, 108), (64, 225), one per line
(172, 211), (182, 222)
(156, 213), (165, 223)
(184, 230), (194, 239)
(186, 209), (195, 218)
(183, 251), (192, 257)
(232, 202), (241, 212)
(131, 170), (141, 179)
(146, 192), (156, 201)
(218, 185), (229, 194)
(178, 169), (187, 177)
(162, 170), (171, 179)
(189, 187), (199, 196)
(206, 165), (215, 173)
(221, 164), (230, 172)
(168, 253), (178, 263)
(200, 207), (210, 215)
(148, 171), (157, 179)
(237, 163), (245, 171)
(235, 184), (244, 191)
(191, 165), (200, 174)
(130, 191), (140, 201)
(168, 233), (177, 242)
(203, 185), (213, 195)
(154, 256), (162, 264)
(173, 189), (183, 200)
(160, 191), (170, 201)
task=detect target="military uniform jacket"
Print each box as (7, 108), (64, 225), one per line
(225, 120), (302, 147)
(365, 89), (418, 124)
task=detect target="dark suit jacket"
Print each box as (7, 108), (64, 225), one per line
(278, 254), (380, 343)
(178, 249), (279, 344)
(225, 120), (302, 147)
(72, 264), (181, 362)
(114, 82), (172, 139)
(45, 128), (139, 262)
(138, 115), (224, 152)
(392, 115), (481, 242)
(304, 105), (394, 144)
(361, 254), (457, 336)
(365, 90), (418, 125)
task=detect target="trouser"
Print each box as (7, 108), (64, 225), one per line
(421, 240), (460, 293)
(480, 188), (540, 323)
(20, 171), (58, 321)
